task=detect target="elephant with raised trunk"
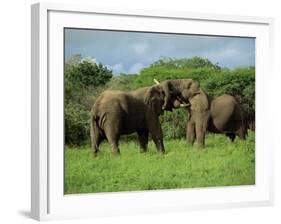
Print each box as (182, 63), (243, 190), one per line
(90, 85), (166, 156)
(159, 79), (200, 111)
(155, 79), (248, 148)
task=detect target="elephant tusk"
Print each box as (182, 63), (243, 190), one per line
(153, 78), (160, 85)
(180, 103), (190, 108)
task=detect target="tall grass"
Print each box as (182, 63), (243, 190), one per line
(64, 132), (255, 194)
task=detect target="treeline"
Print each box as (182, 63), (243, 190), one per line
(65, 55), (255, 145)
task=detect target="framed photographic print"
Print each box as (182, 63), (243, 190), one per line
(31, 2), (274, 221)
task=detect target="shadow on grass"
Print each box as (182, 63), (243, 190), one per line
(18, 210), (32, 219)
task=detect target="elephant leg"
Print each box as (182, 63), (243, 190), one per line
(237, 128), (247, 140)
(152, 136), (165, 154)
(186, 120), (195, 145)
(195, 122), (206, 148)
(151, 132), (165, 154)
(194, 112), (209, 149)
(137, 129), (149, 153)
(91, 133), (105, 157)
(104, 125), (121, 156)
(107, 134), (120, 155)
(147, 117), (165, 154)
(226, 133), (236, 142)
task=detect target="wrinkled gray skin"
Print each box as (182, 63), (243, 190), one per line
(160, 79), (248, 148)
(90, 85), (165, 156)
(183, 90), (247, 148)
(161, 79), (200, 111)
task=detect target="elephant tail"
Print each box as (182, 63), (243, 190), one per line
(235, 103), (249, 140)
(90, 107), (105, 148)
(241, 108), (249, 139)
(237, 119), (248, 140)
(90, 113), (98, 146)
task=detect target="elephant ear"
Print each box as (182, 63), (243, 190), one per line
(144, 85), (165, 116)
(189, 89), (209, 112)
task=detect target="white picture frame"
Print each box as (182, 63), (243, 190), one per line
(31, 2), (274, 221)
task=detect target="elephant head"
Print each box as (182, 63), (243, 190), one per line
(144, 85), (165, 116)
(188, 89), (209, 112)
(180, 79), (201, 102)
(154, 79), (201, 111)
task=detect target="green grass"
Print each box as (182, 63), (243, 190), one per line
(64, 132), (255, 194)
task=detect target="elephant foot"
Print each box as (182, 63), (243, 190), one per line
(112, 150), (121, 157)
(196, 144), (205, 150)
(158, 149), (165, 155)
(92, 149), (100, 158)
(226, 133), (236, 142)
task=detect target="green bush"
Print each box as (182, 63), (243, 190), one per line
(160, 109), (188, 139)
(65, 101), (90, 145)
(64, 55), (113, 145)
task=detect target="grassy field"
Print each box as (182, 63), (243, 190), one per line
(64, 132), (255, 194)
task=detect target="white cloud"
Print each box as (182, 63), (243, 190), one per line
(107, 63), (124, 74)
(65, 29), (255, 70)
(133, 43), (149, 55)
(129, 62), (145, 74)
(81, 56), (97, 64)
(111, 63), (123, 71)
(216, 48), (240, 58)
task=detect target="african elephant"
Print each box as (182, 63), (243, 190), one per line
(160, 79), (200, 111)
(186, 91), (248, 148)
(155, 79), (248, 148)
(90, 85), (166, 156)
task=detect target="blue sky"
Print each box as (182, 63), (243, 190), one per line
(65, 28), (255, 75)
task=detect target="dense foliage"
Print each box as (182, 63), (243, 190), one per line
(65, 55), (113, 145)
(65, 56), (255, 145)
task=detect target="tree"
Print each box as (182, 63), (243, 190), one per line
(64, 55), (113, 145)
(150, 56), (221, 70)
